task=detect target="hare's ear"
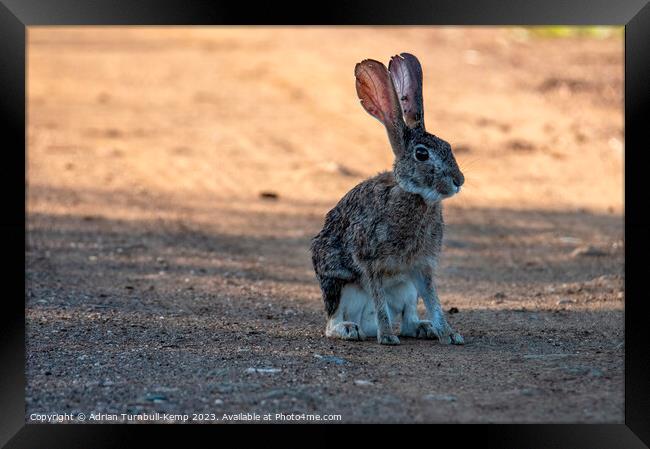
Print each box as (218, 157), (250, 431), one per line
(355, 59), (406, 157)
(389, 53), (424, 130)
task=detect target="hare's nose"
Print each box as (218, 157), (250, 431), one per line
(452, 173), (464, 188)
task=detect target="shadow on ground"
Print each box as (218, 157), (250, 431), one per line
(25, 194), (624, 423)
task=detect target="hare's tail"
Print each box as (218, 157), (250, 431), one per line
(318, 276), (346, 317)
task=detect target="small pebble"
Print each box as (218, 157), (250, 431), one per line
(519, 388), (537, 397)
(559, 236), (582, 244)
(571, 246), (607, 257)
(589, 368), (605, 377)
(423, 394), (457, 402)
(557, 298), (575, 305)
(259, 191), (279, 200)
(145, 393), (168, 403)
(245, 367), (281, 374)
(563, 366), (590, 376)
(524, 353), (572, 360)
(354, 380), (373, 386)
(313, 354), (348, 365)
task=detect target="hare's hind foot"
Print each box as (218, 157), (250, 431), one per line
(325, 321), (365, 341)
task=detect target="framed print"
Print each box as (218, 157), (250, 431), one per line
(2, 0), (649, 447)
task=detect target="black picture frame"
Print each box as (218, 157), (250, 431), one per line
(2, 0), (649, 447)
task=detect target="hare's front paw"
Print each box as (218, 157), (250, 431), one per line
(379, 334), (400, 345)
(414, 320), (437, 339)
(432, 320), (464, 345)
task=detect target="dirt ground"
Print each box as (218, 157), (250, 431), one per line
(26, 27), (624, 423)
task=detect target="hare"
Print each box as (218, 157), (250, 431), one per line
(310, 53), (465, 345)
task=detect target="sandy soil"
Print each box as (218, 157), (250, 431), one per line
(26, 27), (624, 423)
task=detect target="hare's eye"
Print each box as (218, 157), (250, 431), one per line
(415, 147), (429, 162)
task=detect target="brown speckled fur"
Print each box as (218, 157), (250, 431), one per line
(311, 53), (464, 343)
(311, 170), (444, 315)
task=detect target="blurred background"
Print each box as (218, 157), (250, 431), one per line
(26, 27), (624, 423)
(28, 26), (623, 214)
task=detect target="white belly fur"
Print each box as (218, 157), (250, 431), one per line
(326, 276), (419, 337)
